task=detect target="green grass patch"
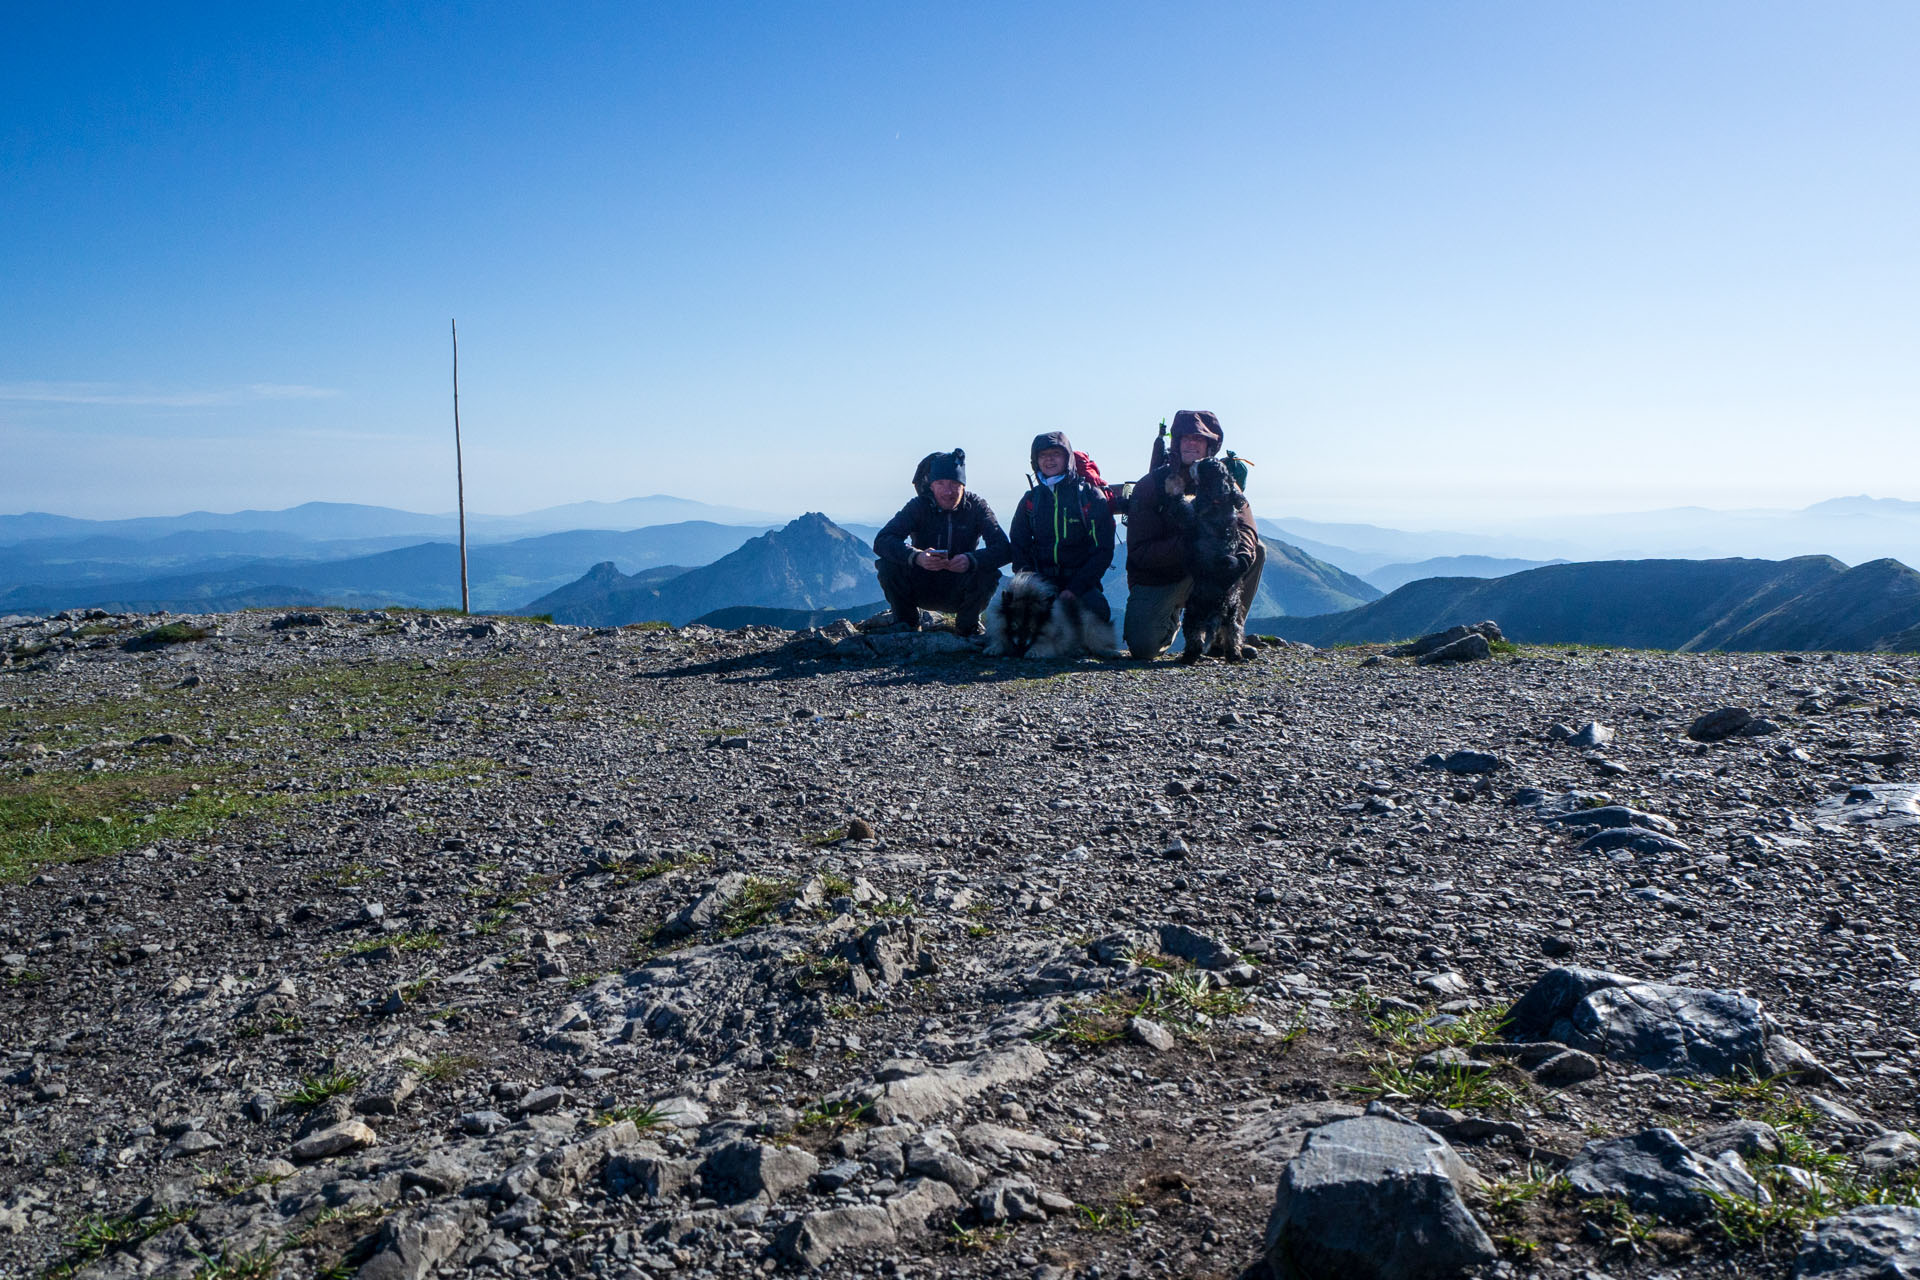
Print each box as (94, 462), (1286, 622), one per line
(717, 876), (797, 937)
(789, 1099), (872, 1137)
(1075, 1197), (1143, 1231)
(280, 1071), (361, 1108)
(1, 773), (281, 884)
(43, 1206), (197, 1280)
(1365, 1004), (1508, 1053)
(1040, 971), (1252, 1048)
(191, 1243), (282, 1279)
(593, 1102), (668, 1130)
(404, 1053), (481, 1084)
(946, 1221), (1010, 1252)
(784, 949), (853, 990)
(126, 622), (213, 649)
(1352, 1059), (1525, 1113)
(1482, 1167), (1572, 1221)
(596, 850), (711, 884)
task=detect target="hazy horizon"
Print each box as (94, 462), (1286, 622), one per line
(6, 4), (1917, 526)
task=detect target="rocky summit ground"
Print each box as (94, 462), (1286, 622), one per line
(2, 608), (1918, 1280)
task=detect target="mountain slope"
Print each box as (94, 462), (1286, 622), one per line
(1251, 538), (1382, 616)
(1248, 556), (1920, 652)
(1363, 555), (1567, 593)
(524, 513), (880, 626)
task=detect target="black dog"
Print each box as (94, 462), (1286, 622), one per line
(1177, 458), (1256, 663)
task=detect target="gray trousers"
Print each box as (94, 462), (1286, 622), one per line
(1122, 540), (1266, 658)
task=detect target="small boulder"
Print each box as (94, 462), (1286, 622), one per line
(659, 873), (748, 938)
(1577, 828), (1691, 856)
(1262, 1112), (1495, 1280)
(974, 1178), (1045, 1224)
(1417, 750), (1503, 775)
(1417, 634), (1492, 665)
(1687, 707), (1754, 742)
(1504, 966), (1769, 1078)
(1128, 1016), (1176, 1053)
(1563, 1128), (1763, 1221)
(1569, 722), (1615, 749)
(1388, 622), (1503, 659)
(775, 1205), (896, 1269)
(291, 1120), (377, 1162)
(1691, 1120), (1784, 1162)
(701, 1140), (819, 1205)
(1857, 1131), (1920, 1176)
(1792, 1205), (1920, 1279)
(1529, 1049), (1602, 1086)
(1156, 922), (1241, 969)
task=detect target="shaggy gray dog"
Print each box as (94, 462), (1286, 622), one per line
(984, 571), (1121, 659)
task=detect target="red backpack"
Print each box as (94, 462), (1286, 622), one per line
(1074, 450), (1131, 511)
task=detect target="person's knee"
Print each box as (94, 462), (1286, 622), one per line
(1122, 614), (1157, 659)
(965, 567), (1002, 599)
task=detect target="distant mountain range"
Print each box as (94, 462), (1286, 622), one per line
(524, 514), (881, 626)
(1362, 555), (1568, 593)
(1265, 496), (1920, 578)
(0, 522), (776, 615)
(0, 495), (785, 547)
(1250, 555), (1920, 653)
(5, 494), (1918, 652)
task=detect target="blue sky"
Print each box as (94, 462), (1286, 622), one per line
(4, 2), (1916, 525)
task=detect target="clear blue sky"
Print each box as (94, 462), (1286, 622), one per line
(4, 2), (1916, 525)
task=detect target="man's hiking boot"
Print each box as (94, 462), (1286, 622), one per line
(953, 613), (984, 638)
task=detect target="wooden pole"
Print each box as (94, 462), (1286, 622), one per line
(452, 318), (469, 615)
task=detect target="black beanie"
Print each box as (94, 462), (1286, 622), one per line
(926, 448), (966, 486)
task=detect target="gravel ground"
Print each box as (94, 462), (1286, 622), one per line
(1, 608), (1917, 1280)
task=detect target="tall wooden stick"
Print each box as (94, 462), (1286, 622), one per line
(451, 318), (470, 615)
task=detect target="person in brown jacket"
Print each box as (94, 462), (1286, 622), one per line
(1122, 410), (1265, 659)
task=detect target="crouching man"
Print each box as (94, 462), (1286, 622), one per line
(872, 448), (1012, 635)
(1123, 410), (1266, 659)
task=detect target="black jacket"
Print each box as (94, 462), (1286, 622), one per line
(873, 491), (1012, 571)
(1009, 431), (1116, 597)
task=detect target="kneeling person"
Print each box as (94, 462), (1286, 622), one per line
(1123, 410), (1266, 660)
(872, 448), (1011, 634)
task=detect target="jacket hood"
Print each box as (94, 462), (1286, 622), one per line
(1169, 410), (1224, 459)
(1030, 431), (1078, 477)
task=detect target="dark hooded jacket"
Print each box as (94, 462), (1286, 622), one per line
(873, 452), (1012, 572)
(1008, 431), (1116, 597)
(1126, 410), (1259, 587)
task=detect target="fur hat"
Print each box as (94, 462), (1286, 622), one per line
(925, 448), (966, 486)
